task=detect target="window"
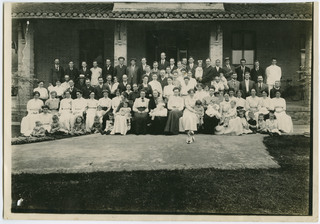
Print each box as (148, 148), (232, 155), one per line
(231, 31), (256, 68)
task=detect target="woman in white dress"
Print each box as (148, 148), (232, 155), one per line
(180, 89), (198, 143)
(58, 90), (73, 131)
(163, 77), (175, 102)
(20, 91), (44, 136)
(255, 90), (274, 120)
(246, 89), (261, 119)
(194, 83), (209, 102)
(235, 90), (247, 110)
(85, 91), (99, 132)
(111, 89), (122, 111)
(194, 60), (203, 82)
(271, 90), (293, 133)
(112, 93), (132, 135)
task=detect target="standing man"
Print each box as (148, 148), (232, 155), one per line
(126, 58), (141, 85)
(102, 59), (114, 82)
(227, 73), (240, 93)
(158, 70), (168, 90)
(151, 61), (160, 78)
(169, 58), (177, 73)
(240, 72), (256, 98)
(202, 58), (214, 86)
(187, 56), (196, 77)
(140, 57), (148, 74)
(222, 57), (235, 81)
(181, 58), (188, 67)
(158, 52), (170, 70)
(113, 57), (127, 82)
(82, 78), (96, 99)
(50, 58), (64, 85)
(235, 59), (251, 82)
(95, 77), (109, 99)
(79, 61), (92, 81)
(212, 59), (224, 77)
(144, 65), (153, 83)
(255, 75), (269, 97)
(250, 60), (265, 83)
(90, 61), (102, 87)
(64, 61), (79, 81)
(266, 58), (282, 94)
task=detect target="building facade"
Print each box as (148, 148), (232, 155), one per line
(11, 2), (313, 122)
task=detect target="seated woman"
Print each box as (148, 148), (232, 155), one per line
(97, 90), (112, 131)
(112, 93), (132, 135)
(238, 109), (253, 134)
(148, 90), (168, 135)
(255, 90), (274, 120)
(180, 89), (198, 143)
(271, 90), (293, 133)
(45, 91), (60, 115)
(164, 87), (184, 135)
(246, 88), (260, 119)
(235, 90), (248, 110)
(132, 90), (149, 135)
(111, 89), (122, 111)
(163, 77), (175, 103)
(59, 90), (73, 131)
(203, 102), (221, 134)
(85, 91), (99, 133)
(20, 91), (44, 136)
(194, 60), (203, 82)
(39, 105), (52, 132)
(265, 111), (281, 136)
(194, 83), (209, 102)
(139, 75), (153, 98)
(71, 116), (86, 135)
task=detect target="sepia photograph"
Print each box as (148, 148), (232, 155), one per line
(3, 1), (318, 221)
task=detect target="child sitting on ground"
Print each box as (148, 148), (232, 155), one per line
(71, 116), (86, 135)
(149, 99), (168, 121)
(50, 114), (68, 135)
(238, 110), (252, 134)
(30, 121), (46, 137)
(257, 113), (268, 134)
(247, 111), (257, 133)
(91, 115), (103, 134)
(221, 100), (237, 127)
(266, 111), (281, 136)
(194, 100), (204, 129)
(104, 113), (114, 135)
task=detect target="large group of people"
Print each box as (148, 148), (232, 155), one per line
(20, 53), (293, 143)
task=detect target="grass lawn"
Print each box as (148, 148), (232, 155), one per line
(11, 135), (311, 215)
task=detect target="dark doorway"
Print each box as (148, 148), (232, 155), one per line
(146, 29), (190, 63)
(79, 30), (104, 68)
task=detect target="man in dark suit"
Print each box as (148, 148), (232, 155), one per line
(50, 58), (64, 84)
(250, 60), (265, 83)
(223, 57), (235, 81)
(79, 61), (92, 81)
(126, 58), (141, 85)
(158, 70), (168, 90)
(240, 72), (256, 98)
(158, 52), (170, 70)
(140, 57), (148, 74)
(102, 59), (114, 82)
(212, 59), (224, 77)
(143, 65), (153, 83)
(64, 61), (79, 81)
(95, 77), (110, 99)
(169, 58), (177, 73)
(227, 73), (240, 93)
(67, 79), (79, 99)
(82, 78), (96, 99)
(113, 57), (127, 82)
(186, 56), (196, 77)
(235, 58), (251, 82)
(118, 74), (130, 93)
(202, 58), (215, 86)
(255, 75), (269, 97)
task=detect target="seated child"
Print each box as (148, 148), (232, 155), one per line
(118, 102), (132, 131)
(149, 99), (168, 120)
(194, 100), (204, 128)
(71, 116), (86, 135)
(104, 113), (114, 135)
(30, 121), (46, 137)
(91, 115), (103, 134)
(206, 103), (221, 118)
(50, 115), (68, 135)
(257, 113), (268, 134)
(221, 100), (237, 127)
(238, 110), (252, 134)
(266, 111), (281, 136)
(247, 111), (257, 133)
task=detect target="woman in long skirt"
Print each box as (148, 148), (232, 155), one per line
(180, 89), (198, 143)
(133, 90), (150, 135)
(85, 91), (99, 132)
(149, 90), (168, 135)
(271, 90), (293, 133)
(58, 90), (73, 131)
(112, 93), (132, 135)
(164, 87), (184, 135)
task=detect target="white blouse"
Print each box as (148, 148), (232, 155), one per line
(27, 99), (44, 114)
(167, 96), (184, 111)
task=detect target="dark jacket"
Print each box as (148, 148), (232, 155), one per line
(114, 65), (127, 82)
(250, 67), (265, 83)
(240, 80), (256, 98)
(102, 65), (114, 81)
(79, 67), (92, 81)
(255, 82), (269, 97)
(64, 67), (79, 81)
(158, 60), (170, 70)
(82, 85), (96, 99)
(202, 66), (215, 85)
(235, 66), (251, 82)
(50, 65), (64, 84)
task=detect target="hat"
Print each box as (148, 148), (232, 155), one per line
(79, 74), (85, 79)
(102, 89), (109, 94)
(224, 57), (230, 61)
(118, 56), (125, 61)
(130, 58), (137, 62)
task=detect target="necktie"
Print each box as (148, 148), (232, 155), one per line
(142, 98), (145, 102)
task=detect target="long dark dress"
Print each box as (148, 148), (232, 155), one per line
(133, 98), (149, 135)
(148, 97), (167, 135)
(203, 114), (220, 134)
(164, 96), (184, 135)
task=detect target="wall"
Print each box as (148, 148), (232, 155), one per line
(222, 20), (309, 86)
(33, 19), (114, 86)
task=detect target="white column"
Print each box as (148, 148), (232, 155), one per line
(304, 23), (312, 107)
(209, 24), (223, 63)
(114, 21), (127, 66)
